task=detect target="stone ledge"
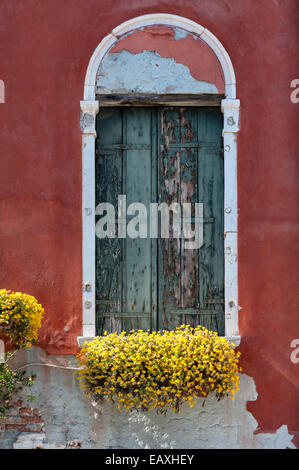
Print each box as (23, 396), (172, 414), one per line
(77, 335), (241, 348)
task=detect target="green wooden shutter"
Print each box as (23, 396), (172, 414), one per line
(95, 107), (224, 335)
(95, 108), (157, 334)
(157, 107), (224, 335)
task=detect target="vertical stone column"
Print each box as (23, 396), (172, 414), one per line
(221, 98), (240, 340)
(80, 100), (99, 338)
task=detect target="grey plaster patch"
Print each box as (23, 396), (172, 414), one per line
(173, 27), (190, 41)
(0, 347), (296, 449)
(96, 50), (218, 94)
(86, 374), (296, 449)
(13, 432), (46, 449)
(173, 27), (199, 42)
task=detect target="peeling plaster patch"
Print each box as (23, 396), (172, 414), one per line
(173, 27), (189, 40)
(173, 28), (199, 43)
(107, 25), (225, 93)
(87, 374), (296, 449)
(254, 425), (296, 450)
(1, 348), (296, 449)
(13, 433), (46, 449)
(96, 50), (219, 94)
(113, 27), (145, 41)
(12, 433), (82, 449)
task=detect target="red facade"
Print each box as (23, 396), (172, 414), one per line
(0, 0), (298, 445)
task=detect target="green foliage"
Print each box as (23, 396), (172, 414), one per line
(0, 289), (44, 417)
(0, 352), (35, 417)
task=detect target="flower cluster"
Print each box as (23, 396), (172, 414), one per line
(77, 325), (241, 414)
(0, 289), (44, 348)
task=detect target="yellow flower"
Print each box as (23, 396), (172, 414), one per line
(0, 289), (44, 348)
(76, 325), (241, 414)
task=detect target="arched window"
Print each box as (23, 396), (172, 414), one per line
(79, 14), (240, 345)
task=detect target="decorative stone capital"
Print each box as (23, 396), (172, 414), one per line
(221, 98), (240, 134)
(80, 100), (99, 137)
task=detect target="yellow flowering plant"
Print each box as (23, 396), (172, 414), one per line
(0, 289), (44, 349)
(0, 289), (44, 416)
(77, 325), (241, 414)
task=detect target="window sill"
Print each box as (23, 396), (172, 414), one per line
(77, 335), (241, 349)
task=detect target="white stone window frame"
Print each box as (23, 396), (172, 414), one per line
(79, 14), (240, 346)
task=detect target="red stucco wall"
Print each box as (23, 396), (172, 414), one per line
(0, 0), (298, 445)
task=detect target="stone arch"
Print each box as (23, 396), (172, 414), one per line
(83, 13), (236, 100)
(79, 14), (240, 344)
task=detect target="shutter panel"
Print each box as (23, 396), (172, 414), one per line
(158, 107), (224, 335)
(197, 108), (224, 335)
(95, 108), (157, 334)
(96, 108), (123, 334)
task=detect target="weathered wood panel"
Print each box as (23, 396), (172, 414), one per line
(96, 108), (156, 333)
(158, 108), (182, 330)
(96, 93), (225, 107)
(197, 108), (224, 335)
(123, 108), (155, 332)
(95, 108), (123, 334)
(157, 107), (224, 333)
